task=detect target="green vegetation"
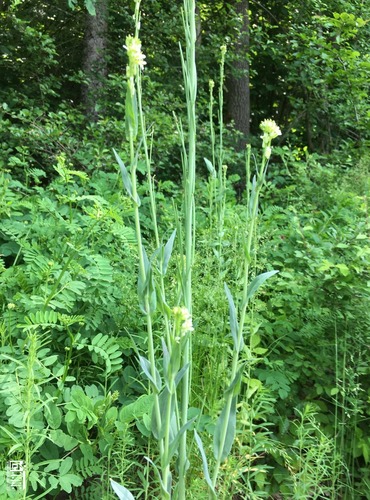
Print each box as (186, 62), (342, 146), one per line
(0, 0), (369, 498)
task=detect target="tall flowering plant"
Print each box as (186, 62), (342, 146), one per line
(111, 0), (281, 497)
(111, 1), (198, 499)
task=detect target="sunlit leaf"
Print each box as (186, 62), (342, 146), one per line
(110, 479), (135, 500)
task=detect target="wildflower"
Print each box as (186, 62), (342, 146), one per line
(124, 35), (146, 77)
(7, 303), (16, 310)
(209, 79), (215, 90)
(260, 119), (281, 157)
(220, 45), (227, 56)
(259, 119), (282, 141)
(173, 306), (194, 342)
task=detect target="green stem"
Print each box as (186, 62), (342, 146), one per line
(136, 69), (160, 250)
(129, 125), (164, 465)
(211, 152), (268, 490)
(216, 47), (226, 268)
(208, 81), (215, 234)
(136, 69), (173, 352)
(178, 1), (197, 497)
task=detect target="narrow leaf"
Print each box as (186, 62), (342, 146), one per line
(224, 283), (241, 352)
(174, 363), (189, 387)
(145, 457), (168, 496)
(152, 388), (174, 440)
(224, 367), (243, 398)
(167, 417), (196, 462)
(85, 0), (96, 16)
(137, 246), (157, 314)
(213, 396), (237, 462)
(113, 149), (140, 206)
(162, 229), (177, 276)
(248, 175), (257, 216)
(245, 270), (279, 303)
(194, 430), (216, 495)
(125, 88), (138, 140)
(138, 355), (161, 392)
(204, 157), (216, 178)
(162, 338), (170, 379)
(110, 479), (135, 500)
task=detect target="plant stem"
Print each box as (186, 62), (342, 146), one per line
(127, 119), (165, 483)
(178, 1), (197, 497)
(211, 151), (268, 490)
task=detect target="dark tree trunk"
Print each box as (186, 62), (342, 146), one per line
(82, 0), (108, 121)
(226, 0), (250, 150)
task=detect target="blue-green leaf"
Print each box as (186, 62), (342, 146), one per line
(224, 283), (241, 352)
(194, 430), (216, 495)
(224, 368), (243, 398)
(204, 157), (216, 178)
(137, 246), (156, 314)
(138, 356), (161, 392)
(125, 88), (138, 140)
(113, 149), (140, 206)
(152, 387), (174, 440)
(84, 0), (96, 15)
(167, 417), (196, 462)
(67, 0), (77, 9)
(248, 175), (257, 216)
(245, 270), (279, 304)
(162, 229), (177, 276)
(213, 396), (237, 462)
(145, 457), (168, 496)
(110, 479), (135, 500)
(174, 363), (189, 387)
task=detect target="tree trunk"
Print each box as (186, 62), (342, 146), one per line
(82, 0), (108, 121)
(226, 0), (250, 150)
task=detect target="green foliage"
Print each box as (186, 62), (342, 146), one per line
(68, 0), (97, 16)
(0, 1), (369, 498)
(0, 167), (146, 497)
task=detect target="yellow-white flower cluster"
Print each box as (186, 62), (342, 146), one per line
(259, 119), (282, 140)
(124, 35), (146, 77)
(173, 306), (194, 342)
(259, 119), (282, 159)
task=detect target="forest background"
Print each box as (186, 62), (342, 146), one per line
(0, 0), (369, 498)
